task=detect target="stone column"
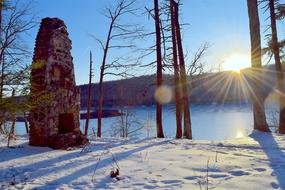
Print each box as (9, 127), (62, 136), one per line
(29, 17), (88, 149)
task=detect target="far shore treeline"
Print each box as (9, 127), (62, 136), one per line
(80, 66), (276, 107)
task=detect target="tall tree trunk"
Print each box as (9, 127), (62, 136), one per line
(269, 0), (285, 133)
(97, 21), (114, 138)
(247, 0), (270, 132)
(0, 0), (3, 98)
(154, 0), (164, 138)
(173, 1), (192, 139)
(85, 51), (93, 136)
(170, 0), (182, 139)
(0, 0), (3, 132)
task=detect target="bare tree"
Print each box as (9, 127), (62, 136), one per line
(95, 0), (143, 137)
(187, 44), (209, 78)
(141, 1), (179, 139)
(0, 0), (9, 59)
(143, 1), (204, 139)
(172, 0), (192, 139)
(169, 0), (182, 138)
(84, 51), (93, 136)
(268, 0), (285, 133)
(247, 0), (270, 132)
(0, 0), (36, 133)
(111, 107), (143, 138)
(154, 0), (164, 138)
(0, 0), (35, 97)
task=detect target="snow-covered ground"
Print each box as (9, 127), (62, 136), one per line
(1, 132), (285, 190)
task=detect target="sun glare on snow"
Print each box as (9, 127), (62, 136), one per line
(223, 53), (250, 73)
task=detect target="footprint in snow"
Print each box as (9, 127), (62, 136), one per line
(271, 171), (276, 176)
(253, 168), (266, 172)
(143, 184), (157, 189)
(133, 182), (145, 186)
(208, 174), (229, 179)
(160, 180), (183, 185)
(270, 182), (279, 189)
(149, 179), (158, 183)
(228, 170), (250, 176)
(71, 181), (88, 186)
(183, 176), (200, 180)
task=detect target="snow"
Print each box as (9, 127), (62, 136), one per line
(1, 132), (285, 190)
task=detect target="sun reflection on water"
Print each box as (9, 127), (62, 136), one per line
(235, 128), (246, 138)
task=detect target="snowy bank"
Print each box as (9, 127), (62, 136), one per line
(1, 132), (285, 190)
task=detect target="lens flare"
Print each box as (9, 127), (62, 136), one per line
(154, 85), (172, 104)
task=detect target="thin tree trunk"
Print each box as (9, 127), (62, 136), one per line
(269, 0), (285, 133)
(0, 51), (4, 132)
(97, 21), (114, 138)
(173, 1), (192, 139)
(23, 112), (29, 134)
(0, 0), (4, 131)
(0, 110), (4, 133)
(7, 117), (15, 147)
(85, 51), (93, 136)
(154, 0), (164, 138)
(0, 51), (7, 133)
(0, 51), (4, 98)
(170, 0), (182, 139)
(0, 0), (2, 61)
(97, 67), (103, 137)
(0, 0), (2, 28)
(7, 89), (15, 147)
(247, 0), (270, 132)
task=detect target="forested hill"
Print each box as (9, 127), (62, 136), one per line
(79, 65), (277, 108)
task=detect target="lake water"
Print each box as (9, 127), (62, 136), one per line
(87, 104), (255, 140)
(15, 103), (267, 140)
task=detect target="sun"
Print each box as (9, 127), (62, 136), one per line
(223, 53), (251, 73)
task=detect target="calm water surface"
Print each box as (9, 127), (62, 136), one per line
(16, 103), (258, 140)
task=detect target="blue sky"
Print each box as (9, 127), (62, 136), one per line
(20, 0), (281, 85)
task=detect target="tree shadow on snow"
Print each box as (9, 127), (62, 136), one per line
(35, 140), (170, 189)
(0, 138), (137, 182)
(251, 132), (285, 189)
(0, 141), (53, 163)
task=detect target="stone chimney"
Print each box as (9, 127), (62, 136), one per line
(29, 18), (88, 149)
